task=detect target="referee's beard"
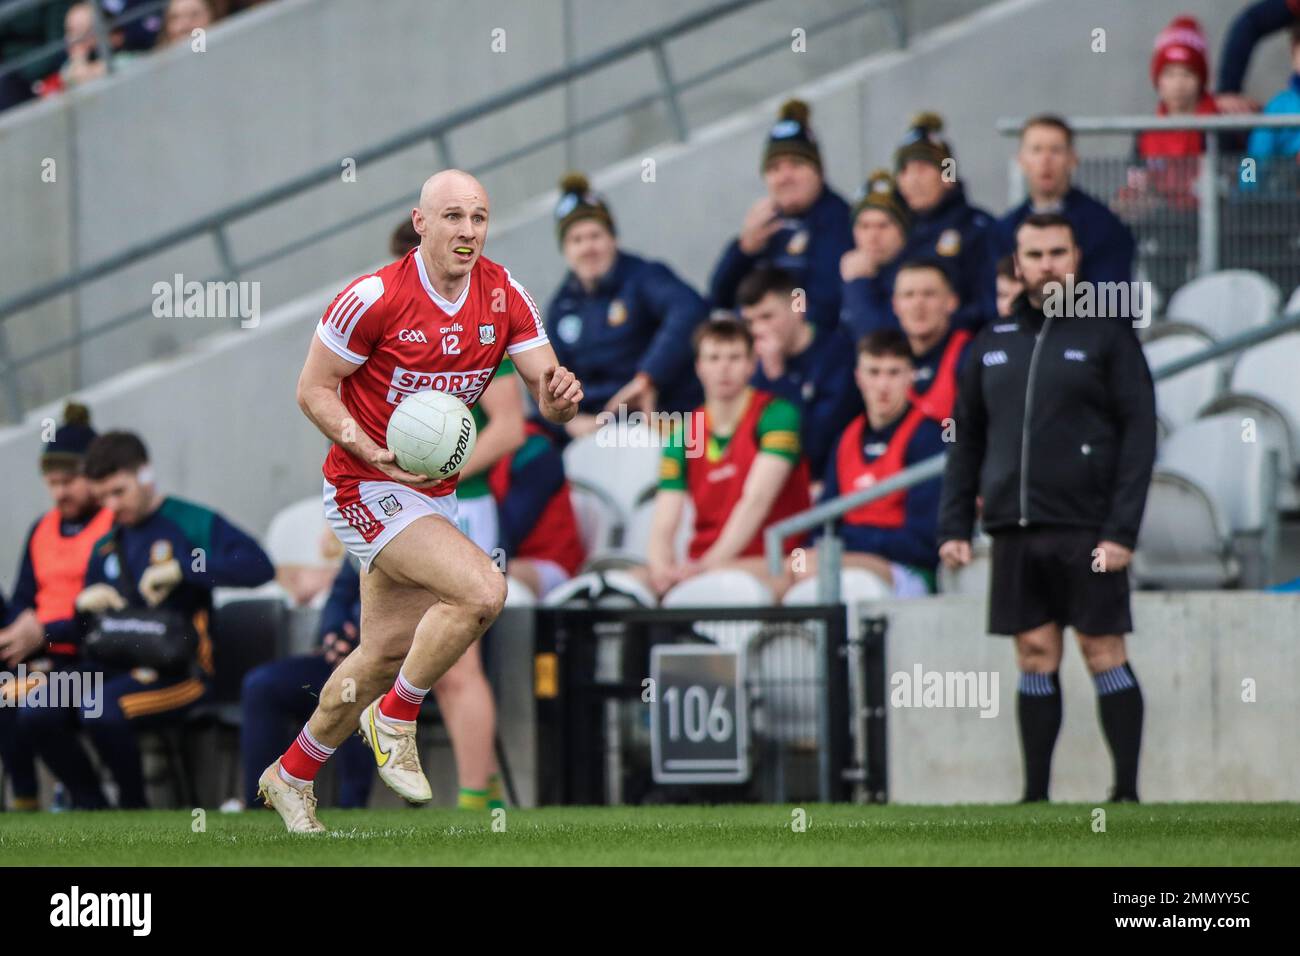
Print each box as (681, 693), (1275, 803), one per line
(1023, 273), (1061, 312)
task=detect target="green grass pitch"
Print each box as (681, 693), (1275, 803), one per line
(3, 803), (1297, 866)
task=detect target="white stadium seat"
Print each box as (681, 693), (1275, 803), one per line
(1142, 327), (1220, 431)
(562, 422), (664, 529)
(504, 575), (537, 607)
(1226, 333), (1300, 466)
(1165, 269), (1280, 342)
(263, 496), (332, 567)
(1198, 394), (1299, 510)
(566, 480), (625, 559)
(661, 569), (774, 648)
(1133, 473), (1239, 588)
(540, 569), (657, 609)
(622, 495), (693, 563)
(661, 569), (773, 608)
(781, 567), (891, 606)
(1157, 413), (1275, 534)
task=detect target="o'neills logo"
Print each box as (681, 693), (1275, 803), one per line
(439, 417), (474, 475)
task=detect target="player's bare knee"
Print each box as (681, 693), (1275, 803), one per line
(461, 573), (507, 627)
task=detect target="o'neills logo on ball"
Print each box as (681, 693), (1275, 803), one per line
(439, 417), (474, 475)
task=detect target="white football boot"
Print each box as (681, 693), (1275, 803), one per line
(257, 760), (326, 834)
(358, 698), (433, 804)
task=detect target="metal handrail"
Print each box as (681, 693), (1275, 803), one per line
(996, 114), (1300, 135)
(0, 0), (899, 422)
(764, 307), (1300, 593)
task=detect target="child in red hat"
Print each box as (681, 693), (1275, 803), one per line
(1137, 16), (1220, 160)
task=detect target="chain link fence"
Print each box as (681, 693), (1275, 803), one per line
(1072, 151), (1300, 307)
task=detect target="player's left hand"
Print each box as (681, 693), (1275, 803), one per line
(541, 365), (584, 421)
(140, 558), (183, 607)
(1095, 540), (1132, 572)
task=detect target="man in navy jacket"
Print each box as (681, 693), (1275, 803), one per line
(709, 98), (853, 331)
(739, 267), (860, 479)
(894, 112), (999, 331)
(996, 115), (1136, 287)
(546, 172), (707, 439)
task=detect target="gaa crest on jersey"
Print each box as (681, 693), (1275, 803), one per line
(786, 229), (810, 256)
(936, 228), (962, 257)
(150, 540), (173, 565)
(377, 494), (402, 518)
(104, 553), (120, 581)
(478, 323), (496, 346)
(607, 299), (627, 327)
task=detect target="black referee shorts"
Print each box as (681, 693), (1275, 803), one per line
(987, 525), (1133, 637)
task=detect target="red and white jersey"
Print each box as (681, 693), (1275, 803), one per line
(315, 249), (548, 497)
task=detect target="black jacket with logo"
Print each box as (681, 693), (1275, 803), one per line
(938, 297), (1157, 549)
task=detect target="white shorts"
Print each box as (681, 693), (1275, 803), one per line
(455, 494), (499, 556)
(324, 478), (458, 572)
(889, 562), (932, 599)
(523, 557), (571, 598)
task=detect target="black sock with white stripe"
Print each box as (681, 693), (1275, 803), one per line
(1017, 671), (1061, 802)
(1094, 662), (1143, 800)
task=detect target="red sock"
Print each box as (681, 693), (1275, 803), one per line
(280, 727), (334, 783)
(378, 671), (428, 723)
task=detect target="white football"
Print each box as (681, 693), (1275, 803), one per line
(385, 390), (478, 480)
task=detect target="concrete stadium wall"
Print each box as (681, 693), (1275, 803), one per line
(875, 592), (1300, 803)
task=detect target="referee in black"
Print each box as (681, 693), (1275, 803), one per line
(938, 213), (1157, 803)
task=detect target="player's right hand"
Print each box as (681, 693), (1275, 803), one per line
(367, 447), (441, 487)
(939, 539), (972, 570)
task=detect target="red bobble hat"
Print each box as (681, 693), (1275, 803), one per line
(1151, 16), (1209, 91)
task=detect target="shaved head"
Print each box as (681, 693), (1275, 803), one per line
(418, 168), (488, 216)
(412, 168), (491, 299)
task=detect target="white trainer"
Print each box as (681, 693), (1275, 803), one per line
(257, 760), (326, 834)
(358, 698), (432, 804)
